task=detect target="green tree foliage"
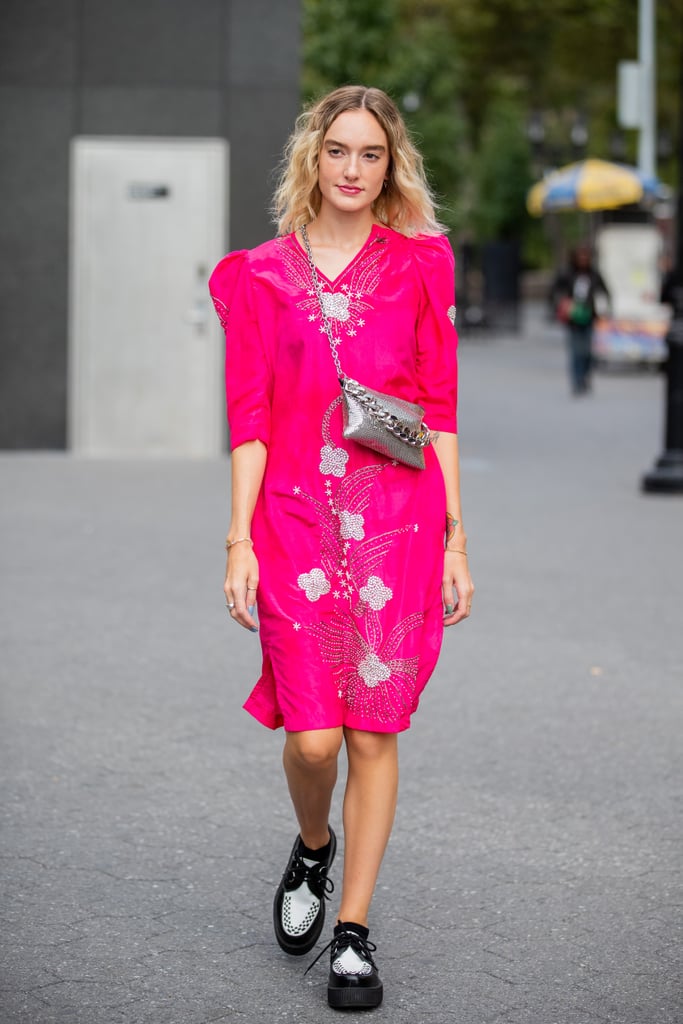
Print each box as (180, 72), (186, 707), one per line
(303, 0), (399, 97)
(473, 96), (534, 241)
(385, 6), (468, 232)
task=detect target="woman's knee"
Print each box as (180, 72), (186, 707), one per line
(344, 728), (397, 762)
(285, 727), (343, 769)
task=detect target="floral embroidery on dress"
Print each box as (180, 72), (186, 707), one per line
(297, 568), (331, 602)
(358, 652), (391, 687)
(308, 608), (423, 722)
(322, 292), (351, 322)
(276, 235), (387, 339)
(359, 575), (392, 610)
(339, 510), (365, 540)
(319, 397), (348, 477)
(290, 398), (424, 723)
(211, 296), (230, 330)
(320, 445), (348, 477)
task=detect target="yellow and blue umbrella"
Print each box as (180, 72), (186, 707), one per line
(527, 158), (660, 216)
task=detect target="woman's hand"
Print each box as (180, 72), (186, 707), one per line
(442, 550), (474, 626)
(224, 441), (267, 632)
(224, 546), (260, 632)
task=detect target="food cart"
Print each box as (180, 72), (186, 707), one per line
(593, 223), (670, 366)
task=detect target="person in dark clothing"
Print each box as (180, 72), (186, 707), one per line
(552, 244), (610, 395)
(660, 261), (683, 313)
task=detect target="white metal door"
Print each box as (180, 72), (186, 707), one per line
(69, 137), (228, 456)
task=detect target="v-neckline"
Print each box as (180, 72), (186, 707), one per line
(294, 223), (383, 287)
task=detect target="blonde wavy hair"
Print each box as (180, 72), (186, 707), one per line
(273, 85), (445, 237)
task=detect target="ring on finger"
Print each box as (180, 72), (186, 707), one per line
(226, 602), (235, 609)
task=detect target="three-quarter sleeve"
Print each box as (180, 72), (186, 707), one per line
(209, 251), (273, 450)
(412, 235), (458, 433)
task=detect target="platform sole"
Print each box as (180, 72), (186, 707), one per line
(328, 982), (384, 1010)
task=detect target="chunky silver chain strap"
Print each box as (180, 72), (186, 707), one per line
(342, 378), (430, 447)
(299, 224), (430, 449)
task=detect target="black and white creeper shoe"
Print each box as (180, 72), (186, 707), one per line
(307, 921), (383, 1009)
(273, 828), (336, 956)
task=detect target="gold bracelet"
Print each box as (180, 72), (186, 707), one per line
(446, 547), (468, 556)
(225, 537), (253, 552)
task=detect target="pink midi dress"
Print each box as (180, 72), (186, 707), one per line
(209, 224), (458, 734)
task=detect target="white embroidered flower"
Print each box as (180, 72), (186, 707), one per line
(339, 511), (365, 540)
(358, 652), (391, 688)
(320, 445), (348, 477)
(359, 575), (393, 610)
(297, 568), (331, 603)
(322, 292), (350, 321)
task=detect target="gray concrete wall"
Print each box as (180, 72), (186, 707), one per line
(0, 0), (300, 448)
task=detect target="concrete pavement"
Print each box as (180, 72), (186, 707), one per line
(1, 307), (682, 1023)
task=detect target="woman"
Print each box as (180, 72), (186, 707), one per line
(209, 85), (473, 1011)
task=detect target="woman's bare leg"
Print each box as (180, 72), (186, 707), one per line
(337, 728), (399, 926)
(282, 727), (344, 849)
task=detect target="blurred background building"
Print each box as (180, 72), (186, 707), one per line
(0, 0), (300, 452)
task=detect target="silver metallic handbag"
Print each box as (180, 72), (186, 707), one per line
(301, 225), (431, 470)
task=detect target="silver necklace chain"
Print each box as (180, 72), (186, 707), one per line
(300, 224), (346, 381)
(299, 224), (430, 451)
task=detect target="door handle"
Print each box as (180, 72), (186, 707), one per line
(186, 263), (210, 333)
(185, 301), (209, 330)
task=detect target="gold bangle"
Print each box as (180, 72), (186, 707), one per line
(446, 547), (468, 556)
(225, 537), (253, 551)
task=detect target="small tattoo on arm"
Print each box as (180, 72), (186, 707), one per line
(446, 512), (458, 543)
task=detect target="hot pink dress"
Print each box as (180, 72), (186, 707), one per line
(209, 224), (458, 734)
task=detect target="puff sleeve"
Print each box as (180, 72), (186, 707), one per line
(209, 251), (273, 450)
(412, 235), (458, 433)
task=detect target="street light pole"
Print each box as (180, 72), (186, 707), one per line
(638, 0), (656, 179)
(641, 44), (683, 493)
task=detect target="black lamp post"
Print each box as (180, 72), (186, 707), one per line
(641, 64), (683, 493)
